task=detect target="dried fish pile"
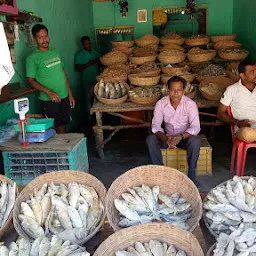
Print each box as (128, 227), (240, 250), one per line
(132, 62), (159, 74)
(18, 182), (104, 244)
(0, 236), (90, 256)
(159, 49), (185, 57)
(101, 51), (128, 64)
(115, 240), (187, 256)
(162, 32), (183, 40)
(0, 180), (16, 228)
(133, 46), (158, 57)
(188, 47), (210, 55)
(204, 176), (256, 237)
(200, 82), (225, 98)
(189, 34), (208, 39)
(129, 87), (161, 98)
(213, 223), (256, 256)
(198, 64), (226, 77)
(220, 48), (248, 54)
(97, 80), (127, 99)
(184, 84), (195, 95)
(114, 184), (192, 230)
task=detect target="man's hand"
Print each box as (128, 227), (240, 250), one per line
(69, 94), (75, 108)
(237, 119), (251, 128)
(166, 135), (182, 149)
(47, 90), (61, 103)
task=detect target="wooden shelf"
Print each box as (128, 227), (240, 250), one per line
(6, 11), (42, 24)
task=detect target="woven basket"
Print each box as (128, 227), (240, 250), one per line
(132, 69), (161, 77)
(161, 73), (195, 84)
(113, 46), (132, 56)
(129, 55), (156, 65)
(128, 74), (160, 86)
(206, 244), (215, 256)
(135, 38), (159, 47)
(214, 40), (242, 50)
(112, 40), (134, 48)
(211, 34), (236, 43)
(218, 49), (249, 60)
(94, 82), (129, 105)
(93, 223), (204, 256)
(96, 74), (128, 83)
(158, 52), (186, 64)
(100, 52), (128, 66)
(160, 37), (185, 46)
(185, 36), (210, 46)
(185, 86), (196, 99)
(129, 92), (161, 105)
(160, 43), (185, 53)
(13, 171), (107, 244)
(227, 71), (240, 82)
(196, 74), (227, 83)
(187, 50), (216, 62)
(162, 65), (190, 75)
(105, 165), (202, 232)
(0, 175), (18, 240)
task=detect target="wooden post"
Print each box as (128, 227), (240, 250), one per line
(94, 111), (104, 159)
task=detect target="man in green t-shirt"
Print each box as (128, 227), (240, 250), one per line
(75, 36), (100, 121)
(26, 24), (75, 133)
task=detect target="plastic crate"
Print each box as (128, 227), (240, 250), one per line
(14, 118), (54, 132)
(161, 135), (212, 176)
(2, 138), (89, 185)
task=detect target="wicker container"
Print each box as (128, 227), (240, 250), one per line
(218, 49), (249, 60)
(13, 171), (107, 244)
(161, 73), (195, 84)
(206, 244), (215, 256)
(0, 175), (18, 240)
(162, 65), (190, 75)
(128, 74), (160, 86)
(211, 34), (236, 43)
(105, 165), (203, 232)
(185, 36), (210, 46)
(93, 223), (204, 256)
(158, 51), (186, 64)
(214, 40), (242, 50)
(100, 52), (128, 66)
(161, 37), (185, 46)
(129, 92), (161, 105)
(113, 46), (132, 56)
(227, 71), (240, 82)
(160, 43), (185, 53)
(132, 69), (161, 77)
(185, 86), (196, 99)
(96, 74), (128, 83)
(112, 40), (134, 48)
(94, 82), (130, 105)
(135, 35), (159, 47)
(196, 74), (227, 83)
(129, 55), (156, 65)
(187, 50), (216, 62)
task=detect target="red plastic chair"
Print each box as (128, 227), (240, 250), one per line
(228, 106), (256, 176)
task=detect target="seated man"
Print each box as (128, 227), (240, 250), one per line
(146, 76), (201, 186)
(217, 59), (256, 142)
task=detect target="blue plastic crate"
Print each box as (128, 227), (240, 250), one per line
(2, 138), (89, 185)
(18, 128), (56, 143)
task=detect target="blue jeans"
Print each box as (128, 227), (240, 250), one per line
(146, 134), (201, 179)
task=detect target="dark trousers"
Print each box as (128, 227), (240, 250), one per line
(146, 134), (201, 179)
(83, 83), (95, 120)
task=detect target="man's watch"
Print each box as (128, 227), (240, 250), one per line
(180, 133), (184, 140)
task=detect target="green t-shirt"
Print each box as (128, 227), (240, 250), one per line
(26, 48), (68, 101)
(75, 49), (100, 84)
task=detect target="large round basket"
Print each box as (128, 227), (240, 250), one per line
(161, 73), (195, 84)
(218, 49), (249, 60)
(93, 223), (204, 256)
(211, 34), (236, 43)
(227, 71), (240, 82)
(96, 74), (128, 83)
(105, 165), (203, 232)
(94, 82), (130, 105)
(185, 36), (210, 46)
(162, 65), (190, 75)
(185, 86), (197, 99)
(0, 175), (18, 240)
(128, 74), (160, 86)
(160, 43), (185, 52)
(160, 37), (185, 46)
(158, 52), (186, 64)
(100, 52), (128, 66)
(129, 55), (156, 65)
(187, 50), (216, 62)
(13, 171), (107, 244)
(214, 40), (242, 50)
(129, 92), (161, 105)
(112, 40), (134, 48)
(135, 38), (159, 47)
(196, 74), (227, 83)
(132, 69), (161, 77)
(206, 244), (215, 256)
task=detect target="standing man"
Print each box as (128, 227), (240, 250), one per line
(75, 36), (100, 121)
(26, 24), (75, 134)
(146, 76), (201, 187)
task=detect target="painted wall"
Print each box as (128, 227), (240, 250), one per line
(93, 0), (233, 38)
(0, 0), (95, 128)
(233, 0), (256, 59)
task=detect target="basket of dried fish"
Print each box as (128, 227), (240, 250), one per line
(187, 48), (217, 63)
(160, 33), (185, 46)
(161, 64), (190, 75)
(132, 62), (161, 76)
(219, 48), (249, 60)
(214, 40), (242, 51)
(0, 235), (91, 255)
(160, 43), (185, 53)
(0, 175), (18, 240)
(203, 176), (256, 239)
(196, 64), (227, 82)
(211, 34), (236, 43)
(113, 46), (132, 56)
(13, 171), (107, 245)
(129, 55), (157, 65)
(128, 74), (160, 86)
(135, 34), (159, 47)
(100, 51), (128, 66)
(94, 80), (130, 105)
(185, 84), (196, 99)
(112, 40), (134, 48)
(185, 35), (210, 46)
(158, 50), (186, 64)
(226, 61), (240, 82)
(105, 165), (202, 232)
(161, 72), (195, 84)
(199, 76), (233, 101)
(129, 87), (161, 105)
(93, 223), (204, 256)
(132, 45), (158, 57)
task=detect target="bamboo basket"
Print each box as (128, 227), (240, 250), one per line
(105, 165), (203, 232)
(0, 175), (18, 240)
(187, 50), (216, 62)
(113, 46), (132, 56)
(135, 38), (159, 47)
(161, 65), (190, 75)
(196, 74), (227, 83)
(100, 52), (128, 66)
(161, 73), (195, 84)
(160, 37), (185, 46)
(227, 71), (240, 82)
(112, 40), (134, 48)
(185, 86), (196, 99)
(211, 34), (236, 43)
(206, 244), (215, 256)
(129, 55), (157, 65)
(185, 36), (210, 46)
(218, 49), (249, 60)
(96, 74), (128, 83)
(132, 69), (161, 77)
(93, 223), (204, 256)
(128, 74), (160, 86)
(158, 52), (186, 64)
(214, 40), (242, 50)
(94, 82), (130, 105)
(129, 92), (161, 105)
(13, 171), (107, 244)
(160, 43), (185, 52)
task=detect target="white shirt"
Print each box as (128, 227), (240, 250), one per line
(220, 79), (256, 131)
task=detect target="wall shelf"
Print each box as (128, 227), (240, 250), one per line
(6, 11), (43, 24)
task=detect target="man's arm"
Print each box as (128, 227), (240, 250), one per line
(63, 68), (75, 108)
(75, 59), (98, 72)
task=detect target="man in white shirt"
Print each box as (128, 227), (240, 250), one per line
(217, 59), (256, 142)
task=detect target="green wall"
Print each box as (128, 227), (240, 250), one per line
(93, 0), (233, 38)
(233, 0), (256, 59)
(0, 0), (95, 128)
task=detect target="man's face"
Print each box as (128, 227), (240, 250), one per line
(34, 29), (49, 49)
(83, 39), (91, 51)
(240, 65), (256, 83)
(168, 81), (185, 102)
